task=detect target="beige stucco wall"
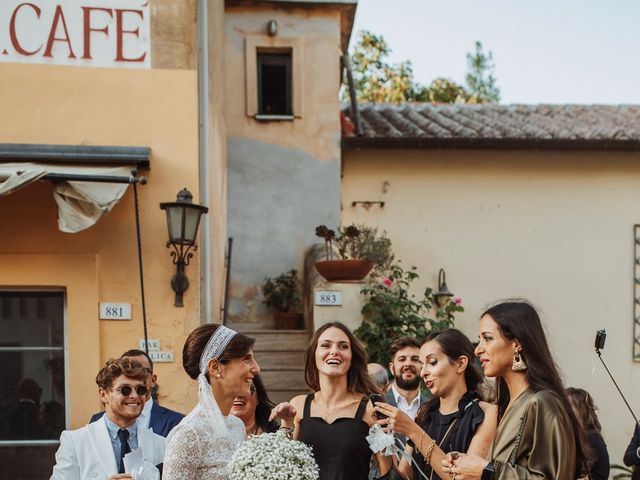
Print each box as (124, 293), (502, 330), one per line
(224, 5), (344, 328)
(0, 63), (203, 423)
(342, 147), (640, 463)
(0, 0), (221, 427)
(224, 5), (342, 161)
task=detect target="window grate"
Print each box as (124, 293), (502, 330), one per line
(633, 225), (640, 360)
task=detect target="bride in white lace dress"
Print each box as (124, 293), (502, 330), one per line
(163, 324), (260, 479)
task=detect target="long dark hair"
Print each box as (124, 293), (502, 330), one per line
(253, 374), (279, 434)
(304, 322), (379, 395)
(482, 300), (591, 476)
(566, 387), (602, 434)
(415, 328), (483, 426)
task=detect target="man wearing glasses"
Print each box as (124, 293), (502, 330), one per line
(90, 349), (184, 437)
(51, 357), (165, 479)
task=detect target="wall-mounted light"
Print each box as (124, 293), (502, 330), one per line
(434, 268), (454, 308)
(160, 188), (208, 307)
(267, 20), (278, 36)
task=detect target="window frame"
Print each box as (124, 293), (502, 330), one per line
(245, 36), (302, 120)
(0, 288), (68, 447)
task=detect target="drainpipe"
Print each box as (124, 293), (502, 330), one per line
(198, 0), (212, 324)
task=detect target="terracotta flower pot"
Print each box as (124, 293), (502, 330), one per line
(274, 311), (304, 330)
(314, 259), (374, 282)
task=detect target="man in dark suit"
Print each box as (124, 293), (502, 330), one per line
(90, 349), (183, 437)
(624, 423), (640, 480)
(384, 337), (428, 418)
(369, 338), (429, 480)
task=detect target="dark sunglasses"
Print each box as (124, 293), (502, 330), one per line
(115, 385), (148, 397)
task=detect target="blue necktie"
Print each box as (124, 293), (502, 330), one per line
(117, 428), (131, 474)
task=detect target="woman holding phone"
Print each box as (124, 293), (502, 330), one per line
(374, 328), (497, 480)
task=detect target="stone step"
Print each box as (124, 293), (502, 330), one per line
(254, 350), (306, 370)
(244, 330), (310, 351)
(269, 390), (310, 404)
(260, 369), (308, 391)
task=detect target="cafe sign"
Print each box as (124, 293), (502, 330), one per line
(0, 0), (151, 68)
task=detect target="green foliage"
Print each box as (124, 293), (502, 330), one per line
(261, 269), (300, 313)
(465, 41), (501, 104)
(354, 263), (464, 365)
(611, 464), (632, 479)
(343, 31), (500, 104)
(315, 224), (394, 276)
(335, 224), (394, 275)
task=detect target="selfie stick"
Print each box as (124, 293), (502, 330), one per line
(595, 343), (640, 426)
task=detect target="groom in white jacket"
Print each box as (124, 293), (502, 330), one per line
(51, 357), (166, 479)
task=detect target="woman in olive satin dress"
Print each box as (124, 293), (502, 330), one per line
(442, 300), (591, 480)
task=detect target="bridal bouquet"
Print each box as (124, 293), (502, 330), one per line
(228, 429), (319, 480)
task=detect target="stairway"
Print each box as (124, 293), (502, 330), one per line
(245, 329), (310, 404)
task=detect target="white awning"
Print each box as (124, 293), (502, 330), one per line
(0, 144), (150, 233)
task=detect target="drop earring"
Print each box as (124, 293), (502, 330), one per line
(512, 349), (527, 371)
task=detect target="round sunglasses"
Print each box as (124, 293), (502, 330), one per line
(114, 384), (148, 397)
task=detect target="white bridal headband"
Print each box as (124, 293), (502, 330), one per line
(199, 325), (238, 373)
(197, 324), (238, 436)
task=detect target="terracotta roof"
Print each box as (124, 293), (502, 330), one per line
(342, 103), (640, 151)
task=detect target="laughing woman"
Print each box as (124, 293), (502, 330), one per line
(270, 322), (392, 480)
(230, 374), (279, 437)
(374, 329), (497, 480)
(163, 324), (261, 480)
(443, 301), (591, 480)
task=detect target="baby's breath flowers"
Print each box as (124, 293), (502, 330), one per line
(228, 429), (319, 480)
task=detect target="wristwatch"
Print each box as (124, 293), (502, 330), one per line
(481, 462), (495, 480)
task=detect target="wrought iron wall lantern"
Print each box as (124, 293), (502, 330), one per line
(160, 188), (208, 307)
(434, 268), (454, 308)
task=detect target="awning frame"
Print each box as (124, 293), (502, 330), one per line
(0, 143), (150, 183)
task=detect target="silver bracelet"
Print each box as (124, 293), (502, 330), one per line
(279, 425), (294, 438)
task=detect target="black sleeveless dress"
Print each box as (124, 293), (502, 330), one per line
(298, 394), (372, 480)
(410, 391), (485, 480)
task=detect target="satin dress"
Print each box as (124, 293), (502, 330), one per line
(489, 389), (576, 479)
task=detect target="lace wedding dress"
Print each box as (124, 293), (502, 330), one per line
(163, 404), (245, 479)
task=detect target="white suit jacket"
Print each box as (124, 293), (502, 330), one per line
(50, 415), (166, 479)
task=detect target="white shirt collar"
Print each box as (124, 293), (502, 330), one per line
(391, 384), (420, 407)
(137, 398), (153, 429)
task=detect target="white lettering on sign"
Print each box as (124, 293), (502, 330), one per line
(149, 351), (174, 363)
(0, 0), (151, 68)
(99, 302), (131, 320)
(139, 339), (160, 351)
(315, 291), (343, 306)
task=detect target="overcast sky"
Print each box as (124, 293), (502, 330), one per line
(351, 0), (640, 105)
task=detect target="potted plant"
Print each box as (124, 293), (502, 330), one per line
(262, 269), (303, 329)
(314, 224), (394, 282)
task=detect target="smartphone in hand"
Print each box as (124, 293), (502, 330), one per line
(370, 394), (388, 420)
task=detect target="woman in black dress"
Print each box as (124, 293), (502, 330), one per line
(566, 387), (610, 480)
(270, 322), (392, 480)
(374, 329), (497, 480)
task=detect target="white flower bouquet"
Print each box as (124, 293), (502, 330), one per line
(228, 429), (320, 480)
